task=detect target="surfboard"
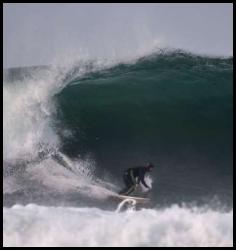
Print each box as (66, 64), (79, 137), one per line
(110, 194), (150, 203)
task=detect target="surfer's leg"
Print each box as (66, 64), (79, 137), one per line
(119, 176), (135, 195)
(118, 174), (130, 194)
(121, 184), (136, 196)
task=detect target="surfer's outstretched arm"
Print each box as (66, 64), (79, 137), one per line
(138, 175), (150, 189)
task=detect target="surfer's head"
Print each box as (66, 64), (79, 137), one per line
(145, 162), (154, 172)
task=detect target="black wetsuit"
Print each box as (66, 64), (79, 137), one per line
(119, 167), (150, 195)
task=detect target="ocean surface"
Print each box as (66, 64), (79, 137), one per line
(3, 50), (233, 247)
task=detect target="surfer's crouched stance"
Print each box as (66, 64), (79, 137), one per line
(119, 163), (154, 195)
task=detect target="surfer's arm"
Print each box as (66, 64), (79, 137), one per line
(138, 175), (150, 189)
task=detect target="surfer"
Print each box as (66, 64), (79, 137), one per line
(119, 162), (154, 195)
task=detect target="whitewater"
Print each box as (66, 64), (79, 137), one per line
(3, 49), (233, 247)
(3, 204), (232, 247)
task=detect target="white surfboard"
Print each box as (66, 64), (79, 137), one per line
(110, 194), (150, 203)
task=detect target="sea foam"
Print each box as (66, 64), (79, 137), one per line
(3, 204), (233, 247)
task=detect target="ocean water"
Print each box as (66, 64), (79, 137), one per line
(3, 50), (233, 247)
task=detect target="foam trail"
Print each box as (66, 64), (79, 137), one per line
(9, 153), (118, 200)
(3, 204), (233, 247)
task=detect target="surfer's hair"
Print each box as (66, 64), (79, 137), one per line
(146, 162), (154, 168)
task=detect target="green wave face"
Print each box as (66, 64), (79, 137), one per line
(57, 52), (232, 156)
(55, 51), (232, 204)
